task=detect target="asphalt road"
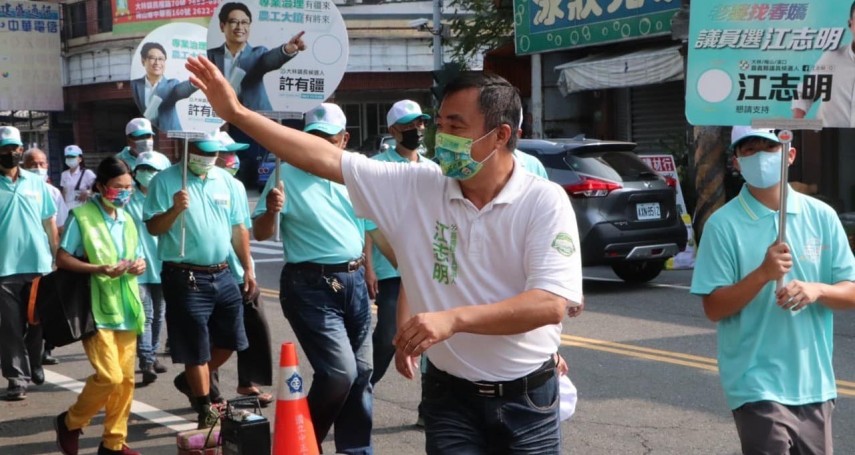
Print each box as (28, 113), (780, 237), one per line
(3, 242), (855, 454)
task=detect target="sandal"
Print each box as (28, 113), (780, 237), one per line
(237, 388), (274, 408)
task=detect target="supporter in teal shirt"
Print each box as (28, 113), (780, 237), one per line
(0, 125), (58, 401)
(126, 150), (170, 383)
(116, 118), (155, 171)
(141, 133), (252, 428)
(514, 149), (547, 178)
(690, 127), (855, 454)
(252, 103), (372, 454)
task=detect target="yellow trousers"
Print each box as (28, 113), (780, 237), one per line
(66, 329), (137, 451)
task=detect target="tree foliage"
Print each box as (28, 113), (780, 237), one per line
(445, 0), (514, 64)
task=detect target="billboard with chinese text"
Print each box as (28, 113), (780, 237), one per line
(512, 0), (680, 55)
(130, 22), (223, 133)
(0, 1), (62, 111)
(112, 0), (219, 34)
(686, 1), (855, 128)
(206, 0), (348, 114)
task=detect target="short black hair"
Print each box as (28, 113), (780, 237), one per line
(141, 42), (166, 61)
(851, 1), (855, 19)
(442, 72), (522, 150)
(219, 2), (252, 24)
(95, 156), (131, 190)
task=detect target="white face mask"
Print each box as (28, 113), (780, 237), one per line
(133, 138), (154, 156)
(28, 168), (49, 181)
(188, 154), (217, 175)
(65, 157), (79, 168)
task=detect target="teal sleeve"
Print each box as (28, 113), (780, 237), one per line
(59, 213), (85, 257)
(365, 219), (377, 231)
(142, 173), (171, 221)
(690, 221), (737, 296)
(229, 178), (246, 226)
(41, 181), (57, 219)
(828, 211), (855, 283)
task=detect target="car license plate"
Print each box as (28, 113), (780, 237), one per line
(636, 202), (661, 220)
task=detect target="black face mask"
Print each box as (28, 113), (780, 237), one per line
(0, 152), (21, 169)
(398, 128), (423, 151)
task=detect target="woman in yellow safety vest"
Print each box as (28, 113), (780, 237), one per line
(53, 156), (146, 455)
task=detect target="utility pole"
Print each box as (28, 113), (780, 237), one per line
(432, 0), (443, 108)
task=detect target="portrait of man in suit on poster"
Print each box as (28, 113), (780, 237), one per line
(131, 42), (198, 132)
(207, 2), (307, 112)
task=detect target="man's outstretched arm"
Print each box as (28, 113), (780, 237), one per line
(185, 56), (344, 184)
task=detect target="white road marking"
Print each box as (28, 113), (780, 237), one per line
(254, 258), (284, 263)
(250, 246), (283, 255)
(44, 370), (196, 433)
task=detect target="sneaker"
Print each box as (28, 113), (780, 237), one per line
(152, 359), (168, 374)
(42, 352), (60, 365)
(4, 384), (26, 401)
(140, 366), (157, 386)
(197, 403), (220, 430)
(54, 411), (82, 455)
(97, 443), (141, 455)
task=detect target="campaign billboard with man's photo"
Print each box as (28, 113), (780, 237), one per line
(687, 1), (855, 128)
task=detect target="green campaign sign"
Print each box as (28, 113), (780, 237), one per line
(512, 0), (680, 55)
(686, 1), (855, 128)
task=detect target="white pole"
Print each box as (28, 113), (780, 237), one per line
(180, 137), (188, 258)
(775, 134), (792, 291)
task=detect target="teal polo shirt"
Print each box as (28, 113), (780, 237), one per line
(514, 149), (548, 179)
(0, 169), (57, 277)
(116, 147), (137, 170)
(253, 162), (364, 264)
(127, 186), (161, 284)
(60, 197), (142, 331)
(691, 185), (855, 410)
(365, 149), (439, 280)
(226, 179), (253, 284)
(143, 165), (243, 266)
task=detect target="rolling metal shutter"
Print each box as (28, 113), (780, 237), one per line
(629, 81), (687, 153)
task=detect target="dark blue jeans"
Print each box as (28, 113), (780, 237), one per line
(370, 277), (401, 386)
(136, 283), (165, 369)
(422, 360), (561, 455)
(279, 265), (374, 455)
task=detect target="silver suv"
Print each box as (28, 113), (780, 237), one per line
(518, 137), (688, 283)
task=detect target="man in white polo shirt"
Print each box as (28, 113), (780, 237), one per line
(187, 57), (582, 453)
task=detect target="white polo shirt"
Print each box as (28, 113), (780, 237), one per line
(60, 167), (96, 210)
(342, 152), (583, 382)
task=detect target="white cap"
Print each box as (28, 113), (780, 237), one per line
(386, 100), (430, 126)
(304, 103), (347, 135)
(0, 126), (23, 147)
(730, 126), (780, 150)
(215, 131), (250, 152)
(126, 118), (154, 137)
(134, 151), (171, 171)
(64, 145), (83, 157)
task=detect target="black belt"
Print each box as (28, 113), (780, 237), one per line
(428, 358), (556, 398)
(285, 256), (365, 274)
(164, 262), (229, 273)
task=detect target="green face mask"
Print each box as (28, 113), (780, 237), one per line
(434, 128), (497, 180)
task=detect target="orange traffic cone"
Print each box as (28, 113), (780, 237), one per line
(273, 342), (319, 455)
